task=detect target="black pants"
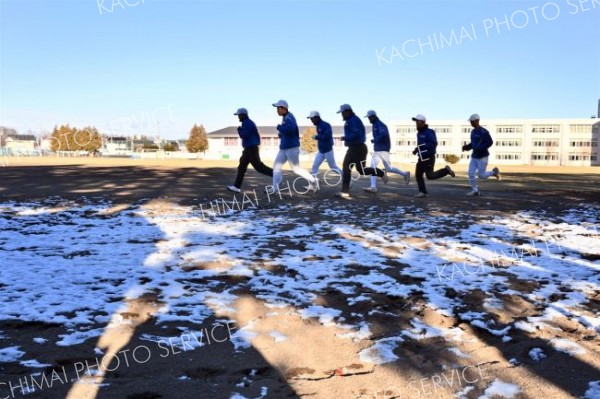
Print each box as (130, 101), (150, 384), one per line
(342, 143), (384, 193)
(415, 157), (449, 194)
(233, 146), (273, 188)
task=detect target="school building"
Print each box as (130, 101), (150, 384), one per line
(207, 118), (600, 167)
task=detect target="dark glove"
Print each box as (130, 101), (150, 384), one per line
(462, 143), (472, 152)
(412, 147), (418, 155)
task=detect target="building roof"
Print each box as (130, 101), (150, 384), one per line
(106, 136), (128, 142)
(6, 134), (36, 141)
(209, 125), (347, 138)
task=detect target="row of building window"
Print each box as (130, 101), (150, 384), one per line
(532, 154), (559, 161)
(532, 140), (559, 147)
(570, 141), (598, 147)
(570, 155), (598, 161)
(395, 124), (598, 135)
(496, 140), (522, 147)
(496, 154), (522, 160)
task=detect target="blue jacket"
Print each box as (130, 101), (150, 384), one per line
(371, 119), (391, 152)
(342, 114), (366, 146)
(415, 125), (437, 158)
(237, 118), (260, 148)
(315, 120), (334, 153)
(470, 127), (493, 159)
(277, 112), (300, 150)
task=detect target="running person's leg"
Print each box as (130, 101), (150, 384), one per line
(232, 148), (251, 189)
(476, 157), (495, 180)
(324, 150), (343, 175)
(272, 149), (288, 190)
(368, 152), (381, 189)
(286, 147), (317, 186)
(415, 158), (432, 195)
(341, 146), (359, 194)
(468, 157), (479, 193)
(425, 157), (452, 180)
(311, 151), (326, 175)
(248, 146), (273, 177)
(379, 152), (409, 178)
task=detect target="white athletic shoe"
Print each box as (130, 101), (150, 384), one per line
(466, 190), (481, 196)
(363, 187), (377, 193)
(415, 192), (428, 198)
(493, 167), (501, 181)
(303, 183), (319, 193)
(227, 185), (241, 193)
(335, 192), (351, 199)
(404, 172), (411, 185)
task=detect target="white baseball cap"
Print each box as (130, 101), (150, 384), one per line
(364, 110), (377, 118)
(272, 99), (289, 109)
(234, 108), (248, 115)
(412, 114), (426, 122)
(468, 113), (480, 121)
(307, 111), (320, 119)
(337, 104), (352, 113)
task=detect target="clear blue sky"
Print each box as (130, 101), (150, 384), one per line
(1, 0), (599, 139)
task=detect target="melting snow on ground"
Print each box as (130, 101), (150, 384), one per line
(0, 198), (599, 397)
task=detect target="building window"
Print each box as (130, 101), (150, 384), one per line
(496, 154), (521, 160)
(531, 125), (560, 133)
(397, 140), (417, 146)
(224, 138), (238, 147)
(570, 140), (597, 147)
(497, 140), (522, 147)
(496, 125), (523, 134)
(569, 154), (593, 161)
(531, 153), (559, 161)
(396, 127), (413, 134)
(532, 140), (559, 147)
(569, 124), (593, 134)
(461, 126), (472, 134)
(430, 125), (452, 134)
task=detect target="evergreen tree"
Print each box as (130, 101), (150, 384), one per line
(186, 124), (209, 153)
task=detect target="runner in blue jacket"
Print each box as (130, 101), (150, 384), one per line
(335, 104), (386, 199)
(363, 110), (410, 193)
(412, 114), (455, 197)
(462, 114), (501, 196)
(307, 111), (343, 178)
(269, 100), (317, 194)
(227, 108), (273, 193)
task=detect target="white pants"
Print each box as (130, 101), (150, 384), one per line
(370, 151), (407, 188)
(468, 156), (494, 191)
(311, 150), (343, 176)
(273, 147), (316, 189)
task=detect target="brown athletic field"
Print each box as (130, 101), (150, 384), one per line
(0, 157), (598, 399)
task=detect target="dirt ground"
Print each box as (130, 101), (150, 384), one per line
(0, 158), (598, 399)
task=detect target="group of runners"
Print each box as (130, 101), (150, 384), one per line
(226, 100), (501, 198)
